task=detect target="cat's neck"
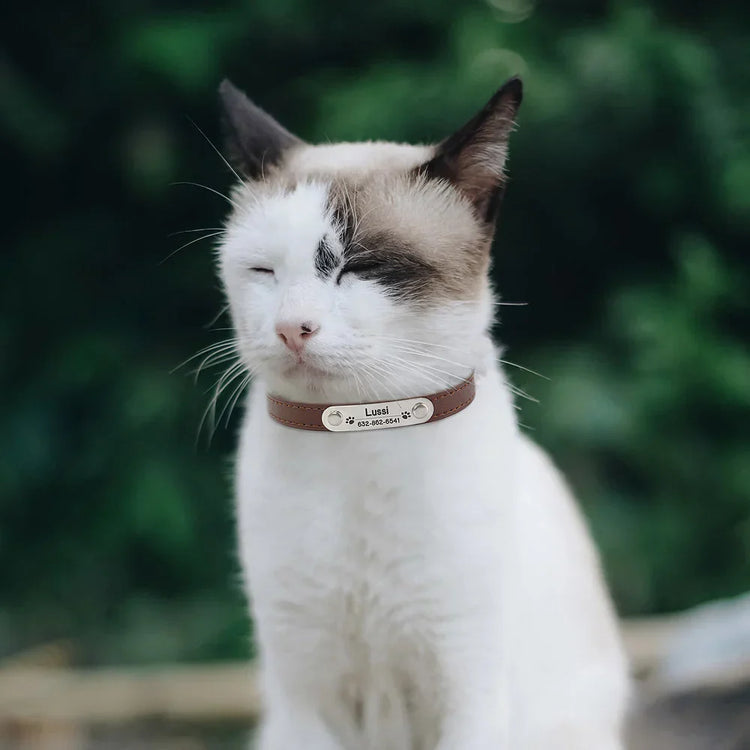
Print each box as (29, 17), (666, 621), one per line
(261, 368), (474, 406)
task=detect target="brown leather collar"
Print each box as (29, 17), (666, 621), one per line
(267, 374), (476, 433)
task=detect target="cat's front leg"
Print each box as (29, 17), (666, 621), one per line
(435, 703), (509, 750)
(432, 650), (510, 750)
(254, 658), (347, 750)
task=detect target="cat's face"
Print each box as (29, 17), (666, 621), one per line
(217, 79), (521, 402)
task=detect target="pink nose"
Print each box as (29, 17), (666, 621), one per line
(276, 321), (320, 354)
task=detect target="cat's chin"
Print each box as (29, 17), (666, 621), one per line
(263, 372), (350, 405)
(265, 357), (378, 402)
(268, 360), (344, 400)
(264, 361), (472, 406)
(281, 360), (335, 380)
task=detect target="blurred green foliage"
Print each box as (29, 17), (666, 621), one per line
(1, 0), (748, 664)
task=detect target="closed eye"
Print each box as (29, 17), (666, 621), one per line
(250, 267), (274, 275)
(336, 261), (382, 284)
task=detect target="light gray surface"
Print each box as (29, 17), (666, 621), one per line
(628, 684), (750, 750)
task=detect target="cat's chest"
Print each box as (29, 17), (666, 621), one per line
(240, 433), (449, 630)
(254, 453), (432, 590)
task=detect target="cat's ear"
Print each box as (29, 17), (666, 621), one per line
(418, 77), (522, 223)
(218, 79), (303, 180)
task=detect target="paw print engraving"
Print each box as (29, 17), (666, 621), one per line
(401, 411), (411, 420)
(346, 416), (355, 425)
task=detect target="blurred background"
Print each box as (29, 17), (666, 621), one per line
(2, 0), (748, 747)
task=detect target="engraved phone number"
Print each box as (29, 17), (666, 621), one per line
(357, 417), (401, 428)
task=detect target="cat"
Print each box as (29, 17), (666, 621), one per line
(215, 76), (630, 749)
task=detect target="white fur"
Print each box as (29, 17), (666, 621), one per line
(219, 169), (630, 749)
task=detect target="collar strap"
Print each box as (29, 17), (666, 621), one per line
(267, 374), (476, 433)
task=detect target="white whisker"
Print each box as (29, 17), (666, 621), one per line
(220, 372), (253, 428)
(187, 116), (244, 184)
(197, 360), (247, 444)
(205, 305), (231, 330)
(160, 231), (224, 264)
(372, 335), (467, 353)
(386, 344), (474, 373)
(171, 339), (237, 375)
(506, 383), (539, 404)
(378, 355), (463, 391)
(171, 181), (242, 211)
(497, 359), (549, 380)
(168, 227), (225, 237)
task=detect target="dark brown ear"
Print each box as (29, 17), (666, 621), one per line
(419, 77), (522, 223)
(218, 79), (302, 180)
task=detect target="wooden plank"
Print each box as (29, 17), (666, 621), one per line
(620, 615), (684, 677)
(0, 663), (261, 723)
(1, 616), (736, 725)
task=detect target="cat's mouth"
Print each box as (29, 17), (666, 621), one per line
(282, 356), (336, 379)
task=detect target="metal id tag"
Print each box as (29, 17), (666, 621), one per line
(321, 397), (435, 433)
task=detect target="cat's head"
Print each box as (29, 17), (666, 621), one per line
(217, 78), (521, 403)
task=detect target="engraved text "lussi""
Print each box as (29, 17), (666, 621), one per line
(364, 406), (390, 417)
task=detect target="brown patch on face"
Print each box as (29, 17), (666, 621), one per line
(340, 231), (440, 298)
(326, 174), (491, 303)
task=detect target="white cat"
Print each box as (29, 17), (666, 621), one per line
(215, 77), (630, 749)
